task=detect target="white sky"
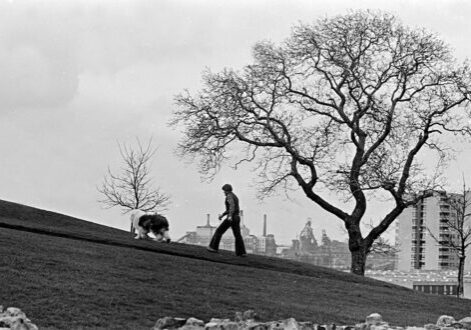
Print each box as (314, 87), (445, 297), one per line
(1, 0), (471, 245)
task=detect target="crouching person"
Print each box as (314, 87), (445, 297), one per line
(130, 209), (171, 243)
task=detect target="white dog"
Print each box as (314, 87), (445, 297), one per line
(130, 209), (171, 243)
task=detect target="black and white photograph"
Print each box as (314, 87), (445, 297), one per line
(2, 0), (471, 329)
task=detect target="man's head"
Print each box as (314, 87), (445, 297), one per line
(222, 184), (233, 194)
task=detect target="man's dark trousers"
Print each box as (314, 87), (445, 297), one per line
(209, 215), (246, 256)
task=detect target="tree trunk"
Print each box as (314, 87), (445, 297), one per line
(347, 222), (368, 276)
(350, 247), (367, 275)
(458, 256), (465, 298)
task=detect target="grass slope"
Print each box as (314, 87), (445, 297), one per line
(1, 200), (471, 330)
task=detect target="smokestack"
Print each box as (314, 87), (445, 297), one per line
(206, 214), (210, 226)
(240, 210), (244, 225)
(263, 214), (267, 236)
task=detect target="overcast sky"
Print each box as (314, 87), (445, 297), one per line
(2, 0), (471, 245)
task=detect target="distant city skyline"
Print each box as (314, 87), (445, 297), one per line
(1, 0), (471, 245)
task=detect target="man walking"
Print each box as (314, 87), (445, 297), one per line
(207, 184), (247, 257)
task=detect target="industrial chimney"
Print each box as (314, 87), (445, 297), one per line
(263, 214), (267, 237)
(206, 213), (210, 226)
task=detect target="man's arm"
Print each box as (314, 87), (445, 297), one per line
(219, 210), (228, 220)
(226, 194), (236, 220)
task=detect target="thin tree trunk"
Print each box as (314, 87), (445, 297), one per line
(458, 256), (465, 298)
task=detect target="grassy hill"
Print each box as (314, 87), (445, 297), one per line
(1, 200), (471, 330)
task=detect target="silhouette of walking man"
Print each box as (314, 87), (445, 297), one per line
(207, 184), (247, 257)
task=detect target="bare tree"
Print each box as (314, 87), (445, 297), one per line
(172, 11), (471, 275)
(98, 138), (170, 229)
(427, 180), (471, 298)
(369, 236), (398, 255)
(339, 219), (398, 256)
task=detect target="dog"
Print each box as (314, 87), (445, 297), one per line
(130, 209), (171, 243)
